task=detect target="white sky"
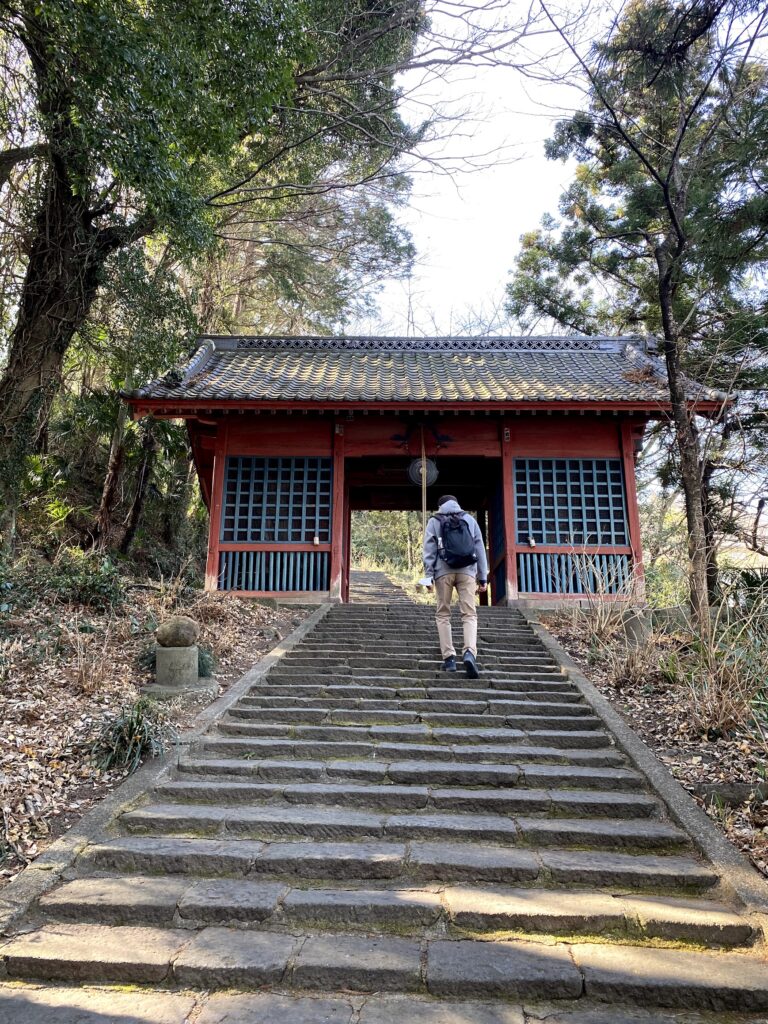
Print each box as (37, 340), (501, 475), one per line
(350, 40), (580, 336)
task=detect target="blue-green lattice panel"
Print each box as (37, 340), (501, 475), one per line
(514, 458), (627, 546)
(221, 457), (333, 544)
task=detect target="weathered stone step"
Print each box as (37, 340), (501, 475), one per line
(216, 719), (606, 741)
(194, 736), (621, 763)
(82, 835), (718, 891)
(239, 692), (581, 708)
(39, 876), (750, 946)
(5, 924), (767, 1007)
(249, 679), (578, 696)
(281, 653), (557, 666)
(237, 695), (586, 717)
(225, 701), (593, 727)
(176, 757), (641, 791)
(266, 668), (567, 682)
(153, 778), (658, 818)
(120, 802), (687, 849)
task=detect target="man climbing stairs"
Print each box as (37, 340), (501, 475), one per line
(2, 599), (768, 1021)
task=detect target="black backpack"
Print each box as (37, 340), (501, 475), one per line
(435, 512), (477, 569)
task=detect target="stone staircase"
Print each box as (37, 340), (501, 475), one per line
(2, 600), (768, 1020)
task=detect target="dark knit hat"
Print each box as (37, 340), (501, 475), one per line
(437, 494), (458, 506)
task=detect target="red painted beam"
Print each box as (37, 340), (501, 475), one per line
(500, 419), (518, 602)
(620, 419), (646, 600)
(128, 397), (722, 417)
(329, 420), (346, 602)
(204, 424), (228, 591)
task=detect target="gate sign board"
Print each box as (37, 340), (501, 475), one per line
(125, 335), (723, 604)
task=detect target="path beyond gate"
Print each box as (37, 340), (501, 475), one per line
(2, 572), (768, 1022)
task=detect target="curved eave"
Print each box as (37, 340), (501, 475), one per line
(125, 396), (725, 418)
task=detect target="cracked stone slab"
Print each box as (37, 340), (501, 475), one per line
(282, 887), (443, 927)
(255, 840), (407, 878)
(81, 836), (265, 875)
(0, 986), (196, 1024)
(444, 887), (626, 935)
(1, 924), (187, 983)
(292, 934), (422, 992)
(197, 992), (355, 1023)
(516, 817), (686, 850)
(622, 895), (753, 945)
(178, 878), (287, 923)
(359, 995), (525, 1023)
(408, 842), (540, 883)
(427, 939), (582, 998)
(40, 875), (189, 925)
(539, 851), (718, 890)
(173, 927), (299, 987)
(573, 943), (768, 1011)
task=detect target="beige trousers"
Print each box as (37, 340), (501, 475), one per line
(435, 573), (477, 658)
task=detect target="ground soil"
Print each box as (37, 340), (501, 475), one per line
(0, 586), (308, 888)
(542, 611), (768, 880)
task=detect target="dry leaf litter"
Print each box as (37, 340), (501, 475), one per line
(0, 587), (306, 888)
(543, 612), (768, 879)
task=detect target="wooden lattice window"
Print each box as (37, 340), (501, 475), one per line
(514, 458), (627, 546)
(220, 457), (333, 544)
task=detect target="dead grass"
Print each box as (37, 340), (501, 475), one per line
(0, 585), (307, 887)
(543, 609), (768, 879)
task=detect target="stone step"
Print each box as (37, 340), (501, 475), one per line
(239, 692), (581, 708)
(81, 835), (719, 891)
(273, 648), (553, 661)
(176, 757), (642, 791)
(216, 720), (606, 741)
(38, 876), (751, 946)
(5, 925), (767, 1007)
(234, 697), (591, 714)
(266, 667), (567, 682)
(153, 778), (658, 818)
(225, 703), (594, 728)
(249, 680), (579, 695)
(120, 802), (688, 849)
(194, 736), (621, 762)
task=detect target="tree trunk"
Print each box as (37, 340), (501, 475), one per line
(0, 155), (121, 543)
(699, 454), (721, 603)
(91, 372), (134, 551)
(119, 421), (157, 555)
(656, 251), (709, 627)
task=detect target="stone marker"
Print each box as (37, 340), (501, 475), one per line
(156, 615), (200, 647)
(145, 614), (215, 699)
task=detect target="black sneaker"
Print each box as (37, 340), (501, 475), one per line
(463, 651), (479, 678)
(442, 656), (457, 672)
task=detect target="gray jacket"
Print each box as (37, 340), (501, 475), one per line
(423, 500), (489, 582)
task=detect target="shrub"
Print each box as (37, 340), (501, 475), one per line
(46, 549), (125, 610)
(92, 697), (176, 774)
(1, 548), (125, 612)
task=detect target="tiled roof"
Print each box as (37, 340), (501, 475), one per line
(129, 335), (722, 407)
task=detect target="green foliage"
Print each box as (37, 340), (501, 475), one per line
(0, 549), (125, 612)
(351, 511), (425, 572)
(92, 697), (176, 774)
(506, 0), (768, 576)
(197, 645), (216, 678)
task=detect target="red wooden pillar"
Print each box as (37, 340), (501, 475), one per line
(204, 422), (229, 591)
(343, 485), (352, 602)
(620, 419), (646, 600)
(329, 421), (346, 601)
(501, 419), (519, 602)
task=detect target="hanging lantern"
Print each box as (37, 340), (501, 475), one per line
(407, 457), (438, 486)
